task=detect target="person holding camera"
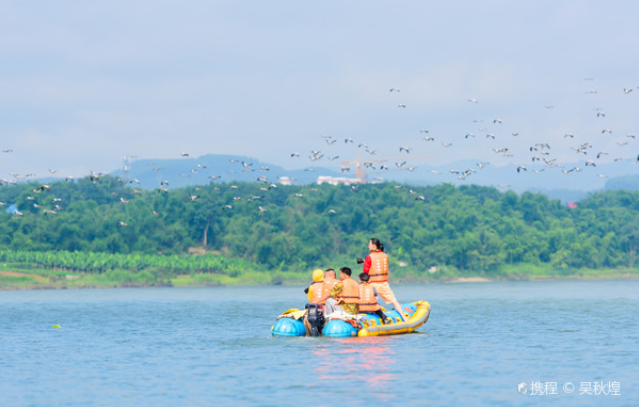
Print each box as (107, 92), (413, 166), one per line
(360, 238), (408, 322)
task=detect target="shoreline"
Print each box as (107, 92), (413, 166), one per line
(3, 273), (639, 291)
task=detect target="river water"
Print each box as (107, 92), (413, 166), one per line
(1, 281), (638, 406)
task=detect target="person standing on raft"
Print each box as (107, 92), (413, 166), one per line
(362, 238), (408, 322)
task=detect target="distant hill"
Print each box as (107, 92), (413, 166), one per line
(103, 154), (638, 202)
(605, 174), (639, 191)
(109, 154), (346, 191)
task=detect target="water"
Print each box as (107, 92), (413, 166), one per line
(1, 281), (638, 406)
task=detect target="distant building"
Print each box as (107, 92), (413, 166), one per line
(278, 176), (293, 186)
(316, 176), (361, 186)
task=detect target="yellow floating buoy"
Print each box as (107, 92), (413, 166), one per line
(53, 325), (61, 329)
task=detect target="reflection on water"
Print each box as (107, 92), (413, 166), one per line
(313, 336), (396, 403)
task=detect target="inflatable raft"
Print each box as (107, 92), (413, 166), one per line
(272, 300), (431, 338)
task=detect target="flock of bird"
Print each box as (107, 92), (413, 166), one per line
(285, 78), (639, 189)
(1, 77), (638, 219)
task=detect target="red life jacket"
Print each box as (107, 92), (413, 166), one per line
(358, 282), (381, 312)
(368, 251), (389, 283)
(338, 277), (360, 304)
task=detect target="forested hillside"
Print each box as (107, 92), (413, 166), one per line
(1, 177), (638, 282)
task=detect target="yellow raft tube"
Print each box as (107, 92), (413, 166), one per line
(357, 300), (431, 337)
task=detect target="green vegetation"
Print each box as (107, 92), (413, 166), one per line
(1, 177), (639, 289)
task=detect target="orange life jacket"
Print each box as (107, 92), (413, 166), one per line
(358, 282), (381, 312)
(317, 277), (338, 305)
(338, 277), (360, 304)
(309, 281), (325, 304)
(308, 281), (323, 303)
(368, 251), (389, 283)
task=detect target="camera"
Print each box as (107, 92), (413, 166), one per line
(356, 258), (364, 264)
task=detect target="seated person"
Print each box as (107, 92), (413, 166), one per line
(304, 269), (325, 303)
(358, 272), (392, 324)
(321, 267), (360, 316)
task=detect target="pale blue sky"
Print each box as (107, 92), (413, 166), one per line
(1, 1), (638, 184)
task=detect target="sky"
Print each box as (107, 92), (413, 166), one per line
(1, 0), (638, 186)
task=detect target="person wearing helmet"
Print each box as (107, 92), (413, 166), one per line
(304, 268), (325, 303)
